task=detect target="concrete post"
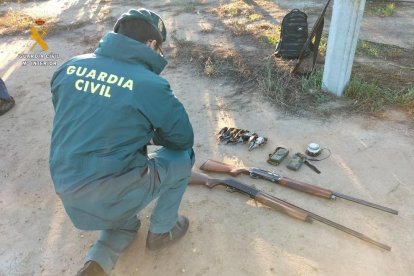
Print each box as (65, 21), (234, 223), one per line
(322, 0), (366, 96)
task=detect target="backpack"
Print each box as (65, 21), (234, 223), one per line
(275, 9), (311, 59)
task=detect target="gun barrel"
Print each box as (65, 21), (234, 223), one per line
(334, 192), (398, 215)
(248, 165), (398, 215)
(252, 181), (392, 250)
(308, 209), (391, 251)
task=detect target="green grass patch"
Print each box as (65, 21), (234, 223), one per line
(366, 1), (395, 17)
(344, 77), (414, 112)
(303, 69), (339, 106)
(301, 70), (331, 104)
(318, 37), (410, 64)
(381, 3), (395, 17)
(355, 40), (404, 59)
(317, 34), (328, 55)
(248, 13), (263, 21)
(259, 26), (280, 46)
(313, 36), (402, 60)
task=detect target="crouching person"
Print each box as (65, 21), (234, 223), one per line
(49, 8), (195, 275)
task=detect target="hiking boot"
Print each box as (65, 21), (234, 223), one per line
(0, 97), (15, 116)
(76, 260), (107, 276)
(146, 215), (189, 250)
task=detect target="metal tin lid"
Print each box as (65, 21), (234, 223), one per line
(307, 143), (321, 154)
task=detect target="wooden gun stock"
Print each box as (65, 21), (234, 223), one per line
(189, 171), (310, 222)
(200, 159), (248, 176)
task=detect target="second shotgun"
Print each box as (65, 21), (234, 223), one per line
(200, 159), (398, 215)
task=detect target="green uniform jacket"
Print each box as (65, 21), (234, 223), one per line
(49, 32), (194, 230)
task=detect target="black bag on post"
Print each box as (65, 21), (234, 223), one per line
(275, 9), (310, 59)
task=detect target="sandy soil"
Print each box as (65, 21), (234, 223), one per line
(1, 1), (413, 276)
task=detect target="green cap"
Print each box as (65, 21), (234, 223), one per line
(114, 8), (167, 42)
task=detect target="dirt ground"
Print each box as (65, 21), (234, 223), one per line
(1, 1), (414, 276)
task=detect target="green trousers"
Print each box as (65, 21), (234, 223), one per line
(85, 147), (195, 274)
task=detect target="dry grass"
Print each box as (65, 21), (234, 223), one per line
(0, 11), (34, 36)
(213, 0), (256, 17)
(212, 0), (280, 46)
(171, 38), (252, 81)
(200, 24), (214, 33)
(0, 9), (54, 37)
(96, 6), (112, 23)
(0, 0), (48, 3)
(259, 58), (303, 108)
(223, 18), (250, 36)
(170, 34), (413, 117)
(171, 37), (333, 115)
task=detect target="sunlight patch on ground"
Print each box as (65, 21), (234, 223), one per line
(332, 154), (366, 194)
(12, 0), (77, 18)
(252, 237), (320, 275)
(0, 39), (28, 78)
(41, 201), (67, 264)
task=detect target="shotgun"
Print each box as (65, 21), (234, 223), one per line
(200, 159), (398, 215)
(189, 171), (391, 251)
